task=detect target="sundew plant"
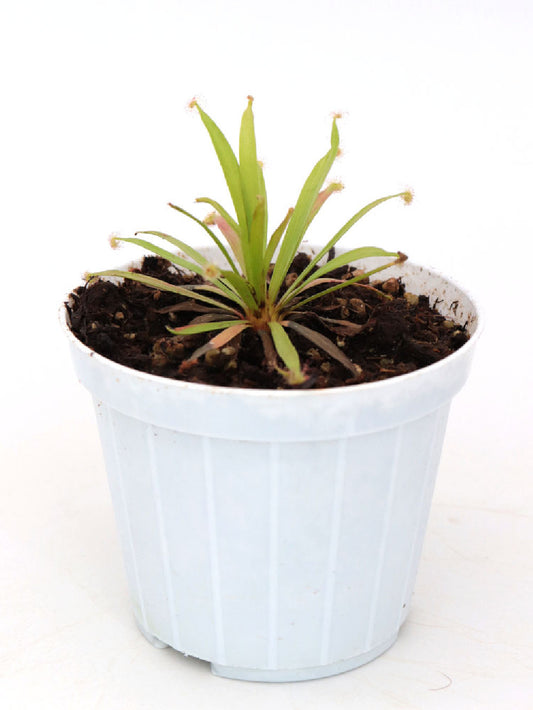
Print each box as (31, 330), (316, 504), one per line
(88, 97), (412, 384)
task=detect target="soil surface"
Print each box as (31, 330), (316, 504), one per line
(67, 253), (469, 389)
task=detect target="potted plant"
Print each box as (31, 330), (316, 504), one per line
(62, 97), (481, 682)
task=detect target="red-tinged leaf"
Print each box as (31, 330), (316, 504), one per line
(305, 182), (343, 228)
(207, 213), (245, 269)
(168, 202), (240, 275)
(188, 322), (250, 361)
(295, 277), (344, 294)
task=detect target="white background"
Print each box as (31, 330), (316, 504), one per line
(1, 1), (532, 708)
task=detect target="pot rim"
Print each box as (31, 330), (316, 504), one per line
(61, 257), (483, 400)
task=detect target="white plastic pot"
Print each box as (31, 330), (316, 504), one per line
(62, 250), (481, 682)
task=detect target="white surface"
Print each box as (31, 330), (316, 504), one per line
(1, 0), (532, 707)
(64, 258), (477, 680)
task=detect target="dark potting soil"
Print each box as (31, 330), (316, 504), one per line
(67, 253), (469, 390)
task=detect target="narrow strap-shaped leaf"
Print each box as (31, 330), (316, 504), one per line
(239, 96), (261, 229)
(304, 181), (343, 229)
(269, 117), (340, 301)
(264, 207), (293, 271)
(167, 319), (244, 336)
(135, 230), (208, 266)
(182, 282), (247, 310)
(112, 236), (205, 276)
(294, 257), (402, 308)
(257, 328), (278, 370)
(268, 321), (303, 379)
(87, 269), (241, 312)
(155, 302), (226, 315)
(194, 102), (249, 239)
(313, 315), (366, 336)
(204, 212), (245, 271)
(220, 270), (258, 312)
(195, 197), (241, 236)
(257, 161), (268, 249)
(281, 192), (407, 304)
(111, 235), (245, 307)
(167, 202), (240, 275)
(306, 246), (398, 282)
(181, 313), (239, 326)
(248, 196), (267, 299)
(285, 320), (361, 377)
(292, 276), (343, 294)
(188, 322), (250, 361)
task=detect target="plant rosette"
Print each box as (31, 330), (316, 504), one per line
(63, 99), (482, 682)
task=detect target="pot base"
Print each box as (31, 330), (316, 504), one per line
(135, 614), (397, 682)
(210, 634), (398, 682)
(135, 618), (169, 649)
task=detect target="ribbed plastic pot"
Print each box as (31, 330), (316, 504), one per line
(62, 253), (481, 682)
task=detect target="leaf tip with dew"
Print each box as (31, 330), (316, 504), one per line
(397, 251), (408, 263)
(109, 232), (122, 250)
(331, 111), (343, 120)
(246, 94), (254, 104)
(276, 366), (308, 386)
(401, 189), (414, 205)
(188, 97), (199, 111)
(202, 262), (222, 282)
(203, 211), (216, 225)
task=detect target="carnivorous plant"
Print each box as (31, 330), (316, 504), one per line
(87, 97), (412, 384)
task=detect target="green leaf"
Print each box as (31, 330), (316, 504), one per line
(257, 160), (268, 243)
(112, 234), (244, 307)
(220, 270), (260, 312)
(268, 116), (340, 301)
(248, 195), (267, 298)
(195, 197), (241, 236)
(135, 230), (208, 267)
(87, 269), (241, 312)
(294, 257), (402, 308)
(239, 96), (262, 229)
(167, 319), (244, 336)
(167, 202), (240, 275)
(305, 246), (398, 282)
(281, 192), (407, 304)
(264, 207), (293, 271)
(194, 102), (249, 238)
(113, 236), (205, 277)
(268, 321), (303, 378)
